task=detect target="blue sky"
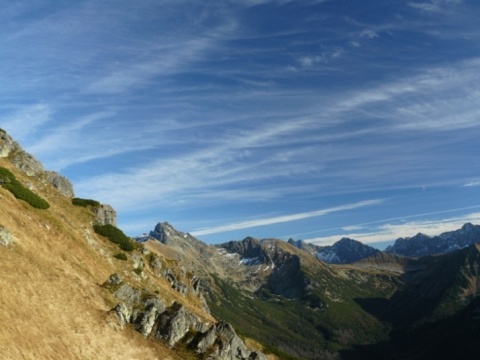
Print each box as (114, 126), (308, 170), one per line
(2, 0), (480, 248)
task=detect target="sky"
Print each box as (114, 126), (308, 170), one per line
(1, 0), (480, 249)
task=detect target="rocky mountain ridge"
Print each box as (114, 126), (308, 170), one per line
(143, 220), (480, 359)
(293, 237), (380, 264)
(0, 129), (74, 197)
(385, 222), (480, 257)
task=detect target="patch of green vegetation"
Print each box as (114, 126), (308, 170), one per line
(102, 280), (124, 293)
(72, 197), (100, 207)
(0, 167), (50, 209)
(114, 252), (128, 261)
(133, 266), (143, 275)
(93, 224), (136, 252)
(207, 272), (392, 360)
(0, 167), (16, 183)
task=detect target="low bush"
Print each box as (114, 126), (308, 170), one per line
(114, 252), (128, 261)
(0, 167), (50, 209)
(72, 198), (100, 207)
(93, 224), (136, 252)
(0, 167), (16, 183)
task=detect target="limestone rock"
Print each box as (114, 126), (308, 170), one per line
(11, 151), (44, 177)
(0, 130), (17, 158)
(0, 226), (13, 247)
(106, 273), (123, 286)
(114, 284), (142, 304)
(155, 302), (207, 346)
(114, 302), (133, 327)
(93, 204), (117, 226)
(0, 130), (75, 197)
(201, 322), (267, 360)
(107, 278), (266, 360)
(43, 171), (75, 198)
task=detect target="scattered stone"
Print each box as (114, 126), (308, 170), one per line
(0, 226), (13, 247)
(107, 273), (123, 286)
(131, 254), (144, 269)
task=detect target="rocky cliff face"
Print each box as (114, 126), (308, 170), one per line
(0, 130), (74, 198)
(219, 237), (273, 266)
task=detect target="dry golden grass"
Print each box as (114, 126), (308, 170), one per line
(0, 159), (186, 359)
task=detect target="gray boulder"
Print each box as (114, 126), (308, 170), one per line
(93, 204), (117, 226)
(114, 284), (142, 304)
(155, 302), (208, 346)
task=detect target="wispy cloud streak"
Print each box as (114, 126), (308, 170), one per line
(191, 199), (384, 236)
(303, 207), (480, 245)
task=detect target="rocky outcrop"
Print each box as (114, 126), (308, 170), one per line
(0, 131), (18, 158)
(43, 171), (75, 198)
(0, 226), (13, 247)
(11, 151), (44, 176)
(0, 130), (74, 197)
(106, 275), (265, 360)
(219, 237), (270, 264)
(93, 204), (117, 226)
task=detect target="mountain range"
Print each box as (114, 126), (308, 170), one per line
(1, 129), (480, 360)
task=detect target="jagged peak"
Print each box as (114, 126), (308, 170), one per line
(148, 221), (204, 252)
(385, 223), (480, 258)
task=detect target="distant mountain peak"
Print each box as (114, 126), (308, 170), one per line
(385, 223), (480, 257)
(149, 221), (200, 250)
(314, 237), (379, 264)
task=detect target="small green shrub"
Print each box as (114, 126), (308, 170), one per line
(133, 267), (143, 276)
(0, 167), (16, 183)
(0, 167), (50, 209)
(93, 224), (136, 252)
(72, 197), (101, 207)
(114, 252), (128, 261)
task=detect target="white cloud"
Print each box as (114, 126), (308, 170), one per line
(304, 210), (480, 246)
(191, 199), (385, 236)
(85, 38), (214, 94)
(408, 0), (463, 13)
(359, 29), (378, 39)
(334, 58), (480, 131)
(0, 104), (52, 141)
(464, 181), (480, 187)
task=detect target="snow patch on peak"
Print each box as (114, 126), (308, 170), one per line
(317, 251), (341, 264)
